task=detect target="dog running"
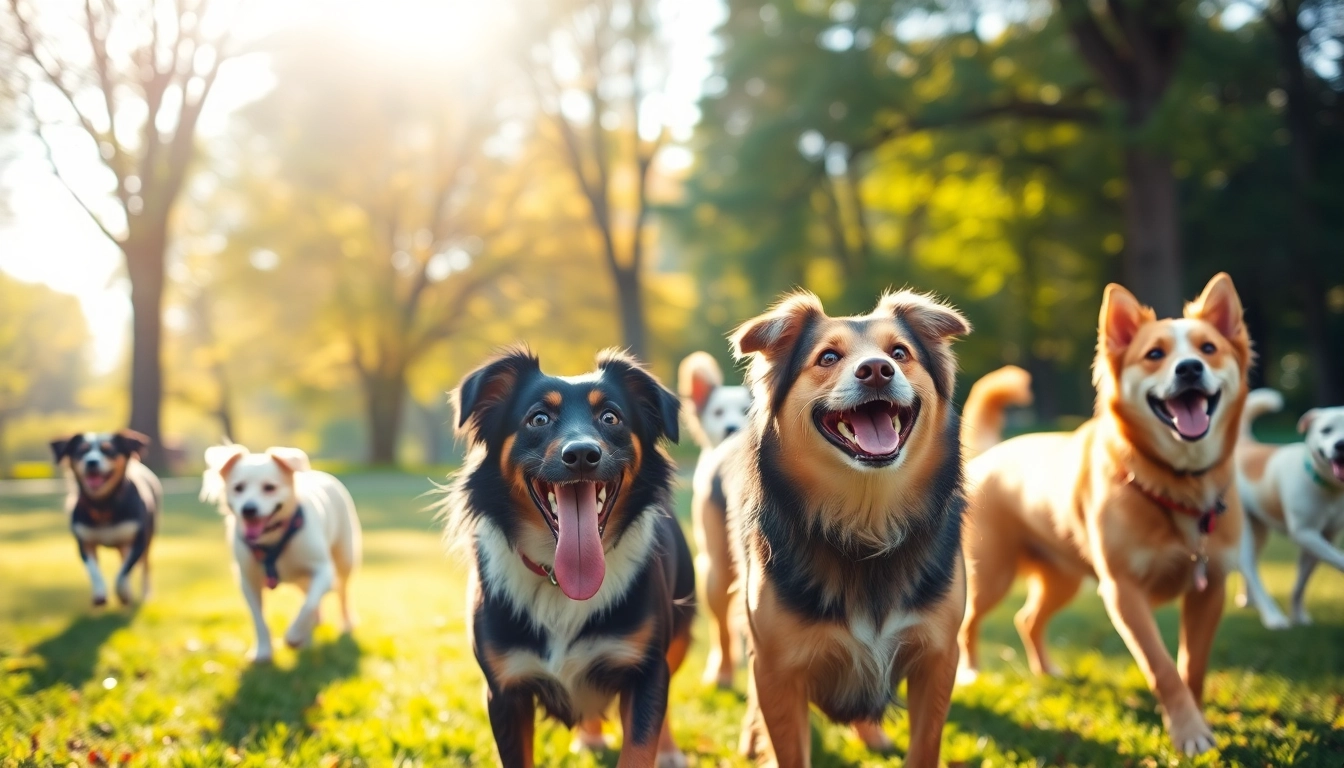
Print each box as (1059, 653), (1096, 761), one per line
(678, 351), (751, 688)
(201, 444), (362, 662)
(1236, 389), (1344, 628)
(51, 430), (161, 607)
(444, 347), (695, 768)
(958, 273), (1251, 755)
(722, 290), (971, 767)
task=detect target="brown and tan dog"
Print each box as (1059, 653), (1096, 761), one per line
(958, 273), (1251, 756)
(723, 290), (971, 767)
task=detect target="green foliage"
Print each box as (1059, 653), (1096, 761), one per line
(2, 476), (1342, 766)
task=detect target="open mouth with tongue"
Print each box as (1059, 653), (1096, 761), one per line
(82, 468), (109, 493)
(528, 478), (621, 601)
(241, 516), (273, 542)
(1148, 388), (1221, 441)
(813, 398), (919, 465)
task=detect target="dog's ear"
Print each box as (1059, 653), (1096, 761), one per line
(1185, 272), (1246, 343)
(678, 352), (722, 414)
(50, 435), (77, 464)
(204, 444), (248, 476)
(113, 429), (151, 458)
(201, 444), (248, 504)
(599, 349), (680, 445)
(1298, 409), (1320, 435)
(1099, 283), (1154, 356)
(876, 289), (970, 399)
(454, 346), (541, 445)
(731, 291), (824, 362)
(267, 447), (311, 473)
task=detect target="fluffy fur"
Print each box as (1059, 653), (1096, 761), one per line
(1235, 389), (1344, 628)
(201, 444), (362, 662)
(442, 347), (695, 768)
(51, 430), (162, 607)
(958, 273), (1251, 756)
(722, 289), (971, 767)
(678, 351), (752, 689)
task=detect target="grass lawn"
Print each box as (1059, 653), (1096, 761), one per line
(2, 473), (1342, 767)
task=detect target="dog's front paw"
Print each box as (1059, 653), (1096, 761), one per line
(247, 647), (274, 665)
(955, 664), (980, 686)
(115, 577), (134, 606)
(655, 749), (689, 768)
(92, 594), (108, 608)
(1260, 610), (1291, 631)
(1170, 713), (1216, 756)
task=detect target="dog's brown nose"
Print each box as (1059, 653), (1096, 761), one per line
(855, 358), (895, 388)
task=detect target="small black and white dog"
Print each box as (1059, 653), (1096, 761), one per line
(50, 431), (162, 606)
(444, 347), (694, 768)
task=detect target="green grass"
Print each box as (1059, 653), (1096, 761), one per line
(2, 474), (1341, 767)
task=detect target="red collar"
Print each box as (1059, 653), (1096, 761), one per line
(1127, 475), (1225, 534)
(519, 551), (557, 586)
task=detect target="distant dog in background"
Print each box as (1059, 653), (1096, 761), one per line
(1236, 389), (1344, 628)
(51, 431), (161, 607)
(202, 445), (362, 662)
(678, 351), (751, 688)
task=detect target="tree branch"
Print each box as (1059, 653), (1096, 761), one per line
(1056, 0), (1135, 100)
(25, 97), (121, 245)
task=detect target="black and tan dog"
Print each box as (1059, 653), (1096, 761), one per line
(444, 347), (695, 768)
(723, 290), (971, 767)
(50, 430), (162, 607)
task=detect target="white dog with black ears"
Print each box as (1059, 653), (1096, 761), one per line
(201, 444), (362, 662)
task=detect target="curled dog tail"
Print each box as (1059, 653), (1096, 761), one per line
(1241, 388), (1284, 441)
(961, 365), (1033, 460)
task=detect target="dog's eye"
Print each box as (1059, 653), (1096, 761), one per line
(1145, 348), (1165, 361)
(233, 483), (245, 493)
(262, 483), (277, 494)
(891, 345), (909, 362)
(600, 410), (620, 425)
(817, 350), (840, 367)
(713, 408), (724, 417)
(1200, 342), (1216, 354)
(528, 413), (551, 427)
(1323, 426), (1333, 436)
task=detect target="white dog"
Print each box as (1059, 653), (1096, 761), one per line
(201, 445), (362, 661)
(677, 351), (752, 688)
(1236, 389), (1344, 628)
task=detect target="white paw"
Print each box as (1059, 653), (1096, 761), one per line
(1293, 608), (1313, 626)
(1234, 591), (1249, 608)
(248, 647), (274, 664)
(1171, 715), (1216, 756)
(1181, 734), (1217, 756)
(656, 750), (688, 768)
(955, 665), (980, 686)
(1261, 611), (1291, 631)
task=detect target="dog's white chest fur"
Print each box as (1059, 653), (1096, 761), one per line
(73, 520), (140, 547)
(474, 513), (658, 717)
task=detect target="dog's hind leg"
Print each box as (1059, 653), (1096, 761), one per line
(694, 491), (736, 689)
(1290, 548), (1320, 625)
(1235, 515), (1289, 628)
(957, 542), (1016, 684)
(1015, 562), (1081, 677)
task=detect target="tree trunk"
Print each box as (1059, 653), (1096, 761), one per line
(364, 371), (407, 466)
(1121, 146), (1183, 316)
(124, 235), (167, 471)
(613, 265), (648, 360)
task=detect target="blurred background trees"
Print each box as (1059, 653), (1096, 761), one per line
(1, 0), (1340, 470)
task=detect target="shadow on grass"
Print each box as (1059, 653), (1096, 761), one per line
(1214, 611), (1344, 685)
(23, 610), (133, 694)
(949, 699), (1115, 758)
(218, 634), (362, 745)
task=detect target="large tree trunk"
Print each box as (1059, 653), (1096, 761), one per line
(1122, 146), (1183, 316)
(124, 235), (167, 471)
(613, 265), (648, 360)
(364, 371), (406, 466)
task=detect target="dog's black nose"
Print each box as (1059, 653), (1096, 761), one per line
(240, 503), (259, 519)
(84, 459), (99, 470)
(1334, 439), (1344, 455)
(561, 441), (602, 471)
(723, 425), (739, 437)
(855, 358), (895, 388)
(1174, 359), (1204, 381)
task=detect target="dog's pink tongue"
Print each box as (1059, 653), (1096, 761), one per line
(552, 482), (605, 601)
(1332, 460), (1344, 482)
(849, 409), (900, 455)
(1167, 394), (1210, 438)
(243, 519), (266, 540)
